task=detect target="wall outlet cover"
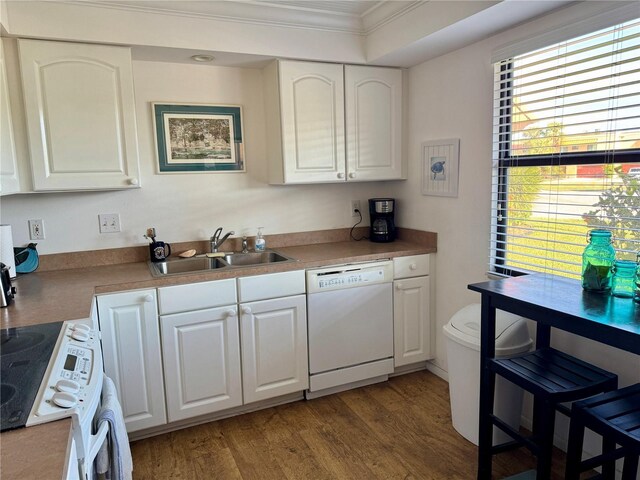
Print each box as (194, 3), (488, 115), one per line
(351, 200), (361, 218)
(28, 219), (45, 240)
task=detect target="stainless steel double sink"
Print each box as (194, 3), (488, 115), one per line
(149, 251), (295, 277)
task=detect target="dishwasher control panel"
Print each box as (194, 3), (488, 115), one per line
(306, 260), (393, 293)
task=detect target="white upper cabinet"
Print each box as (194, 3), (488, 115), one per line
(0, 41), (20, 195)
(265, 60), (346, 184)
(265, 60), (405, 184)
(345, 65), (403, 182)
(18, 39), (141, 191)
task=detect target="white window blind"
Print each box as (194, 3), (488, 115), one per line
(490, 18), (640, 278)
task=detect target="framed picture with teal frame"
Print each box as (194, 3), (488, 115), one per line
(153, 103), (245, 173)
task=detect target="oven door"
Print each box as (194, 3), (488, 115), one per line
(68, 404), (108, 480)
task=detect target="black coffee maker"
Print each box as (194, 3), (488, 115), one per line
(369, 198), (396, 243)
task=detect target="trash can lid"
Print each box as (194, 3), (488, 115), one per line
(443, 303), (532, 355)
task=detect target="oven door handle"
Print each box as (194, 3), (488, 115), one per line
(88, 421), (109, 465)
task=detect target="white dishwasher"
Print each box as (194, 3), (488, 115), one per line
(306, 260), (394, 398)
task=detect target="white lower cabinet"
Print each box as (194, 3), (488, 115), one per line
(96, 289), (167, 432)
(393, 255), (432, 367)
(157, 278), (240, 423)
(240, 294), (308, 403)
(160, 306), (242, 422)
(97, 270), (308, 430)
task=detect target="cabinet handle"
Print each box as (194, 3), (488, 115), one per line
(348, 172), (356, 179)
(242, 306), (252, 315)
(128, 178), (139, 186)
(396, 283), (404, 290)
(226, 309), (237, 317)
(410, 264), (417, 270)
(337, 172), (345, 179)
(143, 294), (154, 303)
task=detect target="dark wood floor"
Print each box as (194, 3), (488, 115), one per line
(131, 371), (567, 479)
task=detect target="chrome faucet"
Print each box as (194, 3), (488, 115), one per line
(210, 227), (234, 252)
(241, 236), (249, 254)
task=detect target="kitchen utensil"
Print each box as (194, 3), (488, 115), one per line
(0, 263), (16, 307)
(149, 241), (171, 262)
(14, 243), (39, 274)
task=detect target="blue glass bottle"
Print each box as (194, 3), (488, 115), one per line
(634, 254), (640, 303)
(581, 230), (615, 293)
(611, 260), (637, 298)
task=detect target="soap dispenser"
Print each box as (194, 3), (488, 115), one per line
(255, 227), (266, 251)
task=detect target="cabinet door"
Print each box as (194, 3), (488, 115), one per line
(393, 276), (432, 367)
(0, 41), (20, 195)
(160, 306), (242, 422)
(18, 39), (140, 191)
(345, 65), (404, 181)
(240, 295), (308, 403)
(278, 61), (346, 183)
(97, 290), (166, 432)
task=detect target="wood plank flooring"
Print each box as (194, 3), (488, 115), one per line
(131, 371), (568, 479)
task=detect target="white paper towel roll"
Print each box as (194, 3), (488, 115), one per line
(0, 224), (16, 278)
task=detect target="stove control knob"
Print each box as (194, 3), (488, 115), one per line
(73, 324), (91, 333)
(55, 379), (81, 394)
(71, 330), (90, 342)
(52, 391), (78, 409)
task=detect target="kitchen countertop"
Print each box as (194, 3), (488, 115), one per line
(0, 419), (72, 479)
(0, 237), (435, 479)
(2, 239), (436, 329)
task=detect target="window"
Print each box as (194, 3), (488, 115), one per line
(491, 18), (640, 278)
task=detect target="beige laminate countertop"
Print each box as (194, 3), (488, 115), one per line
(0, 239), (435, 479)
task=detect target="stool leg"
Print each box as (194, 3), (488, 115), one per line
(477, 368), (496, 479)
(565, 411), (585, 480)
(621, 455), (639, 480)
(601, 436), (616, 479)
(536, 401), (556, 480)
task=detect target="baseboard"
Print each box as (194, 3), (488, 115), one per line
(425, 360), (448, 381)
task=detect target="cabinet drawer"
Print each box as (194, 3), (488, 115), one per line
(158, 278), (236, 315)
(393, 254), (430, 279)
(237, 270), (305, 302)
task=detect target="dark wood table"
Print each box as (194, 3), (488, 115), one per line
(468, 273), (640, 480)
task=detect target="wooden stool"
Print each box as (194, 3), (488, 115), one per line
(565, 383), (640, 480)
(483, 347), (618, 480)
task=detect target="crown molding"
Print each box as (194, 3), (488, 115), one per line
(361, 1), (424, 35)
(68, 0), (365, 34)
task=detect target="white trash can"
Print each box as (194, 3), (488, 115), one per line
(443, 303), (533, 446)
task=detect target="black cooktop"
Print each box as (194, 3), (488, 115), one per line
(0, 322), (63, 431)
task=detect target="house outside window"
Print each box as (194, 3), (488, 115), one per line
(491, 18), (640, 278)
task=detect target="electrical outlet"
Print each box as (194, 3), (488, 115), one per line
(28, 219), (45, 240)
(99, 213), (121, 233)
(351, 200), (361, 218)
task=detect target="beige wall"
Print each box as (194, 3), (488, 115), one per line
(402, 40), (495, 374)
